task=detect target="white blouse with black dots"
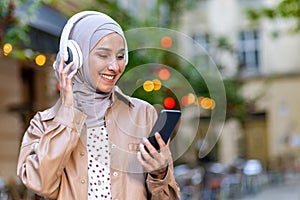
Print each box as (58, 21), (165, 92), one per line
(87, 126), (112, 200)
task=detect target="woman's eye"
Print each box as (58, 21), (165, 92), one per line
(98, 54), (108, 58)
(117, 55), (125, 60)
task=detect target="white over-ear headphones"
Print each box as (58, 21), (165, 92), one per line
(59, 11), (104, 70)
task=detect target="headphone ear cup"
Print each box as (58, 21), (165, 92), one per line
(66, 40), (83, 70)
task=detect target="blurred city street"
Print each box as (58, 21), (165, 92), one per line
(175, 162), (300, 200)
(239, 174), (300, 200)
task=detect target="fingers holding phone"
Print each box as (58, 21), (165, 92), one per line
(137, 109), (181, 175)
(137, 133), (171, 178)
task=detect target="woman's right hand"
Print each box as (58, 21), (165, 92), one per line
(57, 56), (78, 107)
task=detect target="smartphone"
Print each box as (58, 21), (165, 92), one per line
(148, 109), (181, 150)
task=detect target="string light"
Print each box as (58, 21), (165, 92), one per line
(181, 95), (189, 107)
(187, 93), (196, 105)
(35, 54), (47, 66)
(143, 80), (154, 92)
(152, 79), (162, 91)
(200, 97), (215, 109)
(164, 97), (176, 109)
(3, 43), (13, 56)
(181, 93), (196, 107)
(161, 36), (172, 48)
(2, 44), (55, 69)
(158, 68), (171, 81)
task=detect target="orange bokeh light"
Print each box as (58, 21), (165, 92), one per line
(161, 36), (173, 48)
(200, 97), (215, 109)
(152, 79), (162, 91)
(181, 93), (196, 107)
(158, 68), (171, 81)
(181, 95), (189, 107)
(35, 54), (47, 66)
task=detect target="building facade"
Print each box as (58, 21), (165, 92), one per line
(179, 0), (300, 170)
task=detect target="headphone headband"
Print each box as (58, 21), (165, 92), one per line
(59, 11), (104, 61)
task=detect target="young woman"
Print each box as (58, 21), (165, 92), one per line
(17, 11), (180, 200)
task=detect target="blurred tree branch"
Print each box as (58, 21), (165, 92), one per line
(246, 0), (300, 34)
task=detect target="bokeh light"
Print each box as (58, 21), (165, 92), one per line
(152, 79), (162, 91)
(200, 97), (215, 109)
(161, 36), (173, 48)
(181, 95), (189, 107)
(164, 97), (176, 109)
(3, 43), (13, 56)
(181, 93), (196, 107)
(158, 68), (171, 80)
(35, 54), (47, 66)
(187, 93), (196, 105)
(143, 80), (154, 92)
(52, 60), (57, 70)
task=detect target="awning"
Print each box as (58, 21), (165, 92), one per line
(16, 2), (67, 37)
(16, 2), (67, 53)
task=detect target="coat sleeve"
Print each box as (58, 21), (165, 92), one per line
(146, 162), (181, 200)
(16, 105), (87, 199)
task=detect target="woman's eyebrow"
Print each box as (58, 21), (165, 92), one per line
(95, 47), (125, 53)
(118, 48), (125, 53)
(95, 47), (111, 52)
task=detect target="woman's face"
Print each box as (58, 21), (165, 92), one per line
(89, 32), (126, 93)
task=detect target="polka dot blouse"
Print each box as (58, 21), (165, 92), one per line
(87, 126), (112, 200)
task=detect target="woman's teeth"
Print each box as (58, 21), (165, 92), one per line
(102, 74), (114, 80)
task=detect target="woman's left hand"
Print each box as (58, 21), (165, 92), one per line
(137, 132), (171, 179)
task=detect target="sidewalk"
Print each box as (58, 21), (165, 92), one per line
(239, 173), (300, 200)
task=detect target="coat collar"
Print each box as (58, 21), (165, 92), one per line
(112, 86), (135, 107)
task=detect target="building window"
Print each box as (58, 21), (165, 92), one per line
(192, 33), (210, 52)
(237, 30), (260, 73)
(191, 33), (211, 69)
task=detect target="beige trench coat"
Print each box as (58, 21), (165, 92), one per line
(17, 87), (180, 200)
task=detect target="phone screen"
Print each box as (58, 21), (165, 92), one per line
(148, 109), (181, 150)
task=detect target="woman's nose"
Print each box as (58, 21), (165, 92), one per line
(107, 59), (120, 72)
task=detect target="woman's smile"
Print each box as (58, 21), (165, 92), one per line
(100, 73), (116, 81)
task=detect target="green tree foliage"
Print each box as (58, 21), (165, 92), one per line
(0, 0), (42, 57)
(246, 0), (300, 33)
